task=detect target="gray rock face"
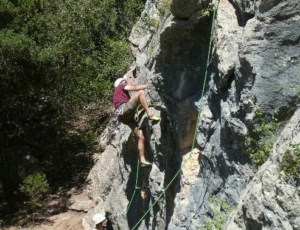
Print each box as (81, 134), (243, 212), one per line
(171, 0), (202, 19)
(83, 0), (300, 229)
(225, 109), (300, 230)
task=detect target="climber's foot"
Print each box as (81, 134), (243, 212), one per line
(148, 115), (160, 121)
(140, 161), (152, 168)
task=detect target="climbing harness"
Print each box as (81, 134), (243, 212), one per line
(115, 104), (125, 116)
(134, 104), (141, 122)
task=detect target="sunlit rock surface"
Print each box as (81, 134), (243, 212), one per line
(83, 0), (300, 229)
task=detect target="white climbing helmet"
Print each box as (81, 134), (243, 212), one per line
(92, 213), (106, 225)
(122, 72), (128, 80)
(114, 78), (124, 88)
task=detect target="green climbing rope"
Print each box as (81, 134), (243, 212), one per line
(131, 166), (182, 230)
(126, 159), (140, 214)
(192, 0), (219, 149)
(128, 1), (220, 229)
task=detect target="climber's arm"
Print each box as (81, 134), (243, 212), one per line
(124, 84), (148, 91)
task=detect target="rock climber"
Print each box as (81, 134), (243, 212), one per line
(112, 69), (160, 167)
(92, 213), (108, 230)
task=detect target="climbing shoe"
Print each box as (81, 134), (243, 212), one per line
(140, 161), (152, 167)
(148, 115), (160, 121)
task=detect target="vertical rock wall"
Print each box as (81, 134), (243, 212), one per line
(83, 0), (300, 229)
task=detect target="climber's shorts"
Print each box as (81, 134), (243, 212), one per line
(117, 95), (139, 131)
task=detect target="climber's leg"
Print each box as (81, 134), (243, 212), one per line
(134, 127), (151, 167)
(129, 91), (160, 121)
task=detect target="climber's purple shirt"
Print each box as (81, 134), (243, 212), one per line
(113, 83), (130, 109)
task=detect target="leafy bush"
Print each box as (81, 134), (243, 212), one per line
(157, 0), (172, 15)
(197, 196), (234, 230)
(245, 109), (277, 166)
(0, 0), (144, 201)
(281, 143), (300, 180)
(201, 1), (216, 17)
(19, 172), (49, 211)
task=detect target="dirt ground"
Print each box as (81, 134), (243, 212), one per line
(3, 211), (85, 230)
(1, 188), (91, 230)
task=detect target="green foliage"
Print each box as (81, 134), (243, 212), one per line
(19, 172), (49, 211)
(281, 143), (300, 180)
(157, 0), (172, 15)
(197, 196), (234, 230)
(201, 1), (216, 17)
(0, 0), (144, 202)
(245, 109), (278, 166)
(293, 76), (300, 98)
(1, 0), (143, 106)
(96, 37), (133, 101)
(294, 88), (300, 95)
(142, 15), (161, 33)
